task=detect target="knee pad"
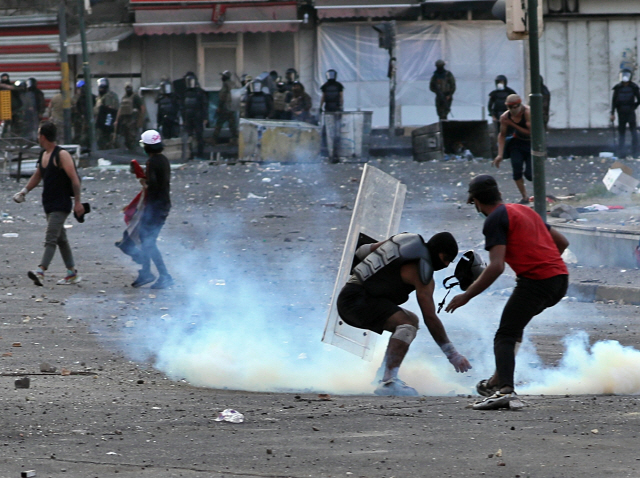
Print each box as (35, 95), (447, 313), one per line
(392, 324), (417, 345)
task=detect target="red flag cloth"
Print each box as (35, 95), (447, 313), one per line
(123, 160), (147, 225)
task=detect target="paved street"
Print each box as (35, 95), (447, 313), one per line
(1, 155), (640, 477)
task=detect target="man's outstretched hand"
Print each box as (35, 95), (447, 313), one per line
(448, 352), (472, 373)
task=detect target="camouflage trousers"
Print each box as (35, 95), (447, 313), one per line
(118, 115), (139, 151)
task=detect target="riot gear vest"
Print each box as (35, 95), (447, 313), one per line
(248, 93), (269, 119)
(352, 233), (434, 303)
(322, 81), (342, 112)
(157, 95), (177, 121)
(273, 91), (287, 111)
(119, 94), (134, 116)
(489, 87), (515, 117)
(614, 83), (639, 113)
(183, 89), (202, 119)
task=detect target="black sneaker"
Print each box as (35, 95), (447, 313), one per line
(151, 274), (174, 290)
(132, 271), (156, 288)
(476, 379), (500, 397)
(472, 391), (518, 410)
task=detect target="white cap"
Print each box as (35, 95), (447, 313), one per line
(140, 130), (162, 145)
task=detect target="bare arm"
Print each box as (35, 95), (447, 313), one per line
(445, 245), (506, 313)
(549, 227), (569, 254)
(59, 150), (84, 216)
(493, 114), (509, 166)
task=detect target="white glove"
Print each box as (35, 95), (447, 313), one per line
(13, 188), (28, 203)
(441, 342), (472, 373)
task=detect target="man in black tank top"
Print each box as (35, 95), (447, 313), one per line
(492, 94), (532, 205)
(13, 121), (85, 286)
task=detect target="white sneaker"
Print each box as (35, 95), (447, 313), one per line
(473, 391), (518, 410)
(374, 378), (419, 397)
(57, 271), (81, 285)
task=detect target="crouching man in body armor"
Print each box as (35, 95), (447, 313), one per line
(337, 232), (471, 396)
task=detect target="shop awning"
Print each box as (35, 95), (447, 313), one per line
(315, 0), (421, 19)
(421, 0), (496, 13)
(53, 25), (134, 54)
(134, 4), (301, 35)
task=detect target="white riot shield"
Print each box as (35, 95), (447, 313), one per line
(322, 164), (406, 360)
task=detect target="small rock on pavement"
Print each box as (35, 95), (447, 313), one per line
(15, 377), (30, 389)
(40, 362), (57, 373)
(21, 471), (36, 478)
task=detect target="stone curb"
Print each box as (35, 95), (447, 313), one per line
(568, 282), (640, 305)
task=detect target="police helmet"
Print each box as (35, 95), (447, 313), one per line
(435, 59), (445, 67)
(76, 79), (85, 88)
(160, 80), (172, 95)
(621, 69), (633, 82)
(26, 77), (37, 89)
(326, 69), (338, 81)
(285, 68), (298, 81)
(495, 74), (507, 86)
(453, 250), (485, 291)
(221, 70), (232, 81)
(249, 80), (263, 94)
(97, 78), (109, 93)
(185, 73), (197, 89)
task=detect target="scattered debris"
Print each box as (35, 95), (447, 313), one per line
(39, 362), (57, 373)
(14, 377), (30, 389)
(602, 162), (639, 195)
(215, 409), (245, 423)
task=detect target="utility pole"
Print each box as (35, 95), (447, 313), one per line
(78, 0), (97, 157)
(526, 0), (547, 221)
(58, 1), (71, 144)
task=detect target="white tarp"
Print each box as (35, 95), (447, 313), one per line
(317, 21), (525, 128)
(322, 164), (406, 361)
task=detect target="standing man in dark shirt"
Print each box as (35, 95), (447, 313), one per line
(610, 69), (640, 158)
(446, 175), (569, 410)
(429, 60), (456, 120)
(492, 94), (532, 204)
(132, 129), (173, 289)
(487, 75), (516, 132)
(13, 121), (85, 286)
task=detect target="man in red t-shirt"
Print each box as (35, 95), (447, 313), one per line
(446, 175), (569, 410)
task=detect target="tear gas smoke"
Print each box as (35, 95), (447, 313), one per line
(67, 164), (640, 397)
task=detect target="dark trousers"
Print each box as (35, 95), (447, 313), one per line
(139, 207), (169, 277)
(494, 274), (568, 390)
(509, 139), (532, 181)
(183, 116), (204, 157)
(617, 110), (638, 157)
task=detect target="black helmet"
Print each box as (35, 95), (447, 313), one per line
(435, 59), (445, 67)
(326, 69), (337, 81)
(160, 79), (172, 95)
(221, 70), (231, 81)
(26, 77), (37, 89)
(185, 72), (198, 89)
(97, 77), (109, 93)
(436, 250), (486, 313)
(495, 74), (507, 85)
(285, 68), (298, 81)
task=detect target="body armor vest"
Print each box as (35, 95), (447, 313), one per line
(183, 90), (200, 118)
(323, 81), (341, 111)
(353, 233), (434, 286)
(248, 94), (269, 118)
(615, 84), (638, 113)
(157, 95), (177, 120)
(119, 94), (134, 116)
(273, 91), (287, 111)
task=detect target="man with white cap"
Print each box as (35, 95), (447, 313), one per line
(132, 130), (173, 289)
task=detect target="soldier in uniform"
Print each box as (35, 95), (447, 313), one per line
(429, 60), (456, 120)
(181, 72), (209, 159)
(245, 79), (273, 120)
(212, 70), (238, 145)
(336, 232), (471, 396)
(155, 79), (180, 140)
(114, 82), (146, 151)
(239, 74), (252, 119)
(45, 87), (65, 143)
(287, 81), (312, 123)
(93, 78), (119, 150)
(284, 68), (298, 92)
(270, 78), (290, 120)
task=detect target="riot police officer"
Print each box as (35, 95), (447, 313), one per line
(93, 78), (119, 150)
(284, 68), (298, 92)
(487, 75), (517, 131)
(212, 70), (239, 145)
(245, 80), (273, 119)
(320, 69), (344, 113)
(181, 72), (209, 159)
(611, 69), (640, 157)
(156, 79), (180, 139)
(22, 77), (45, 141)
